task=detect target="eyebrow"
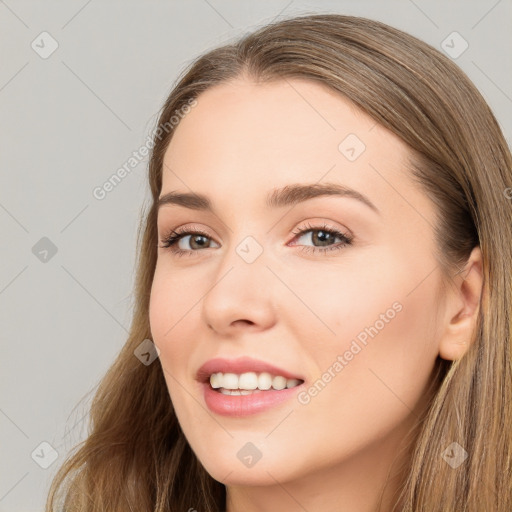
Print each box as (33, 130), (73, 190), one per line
(157, 182), (380, 215)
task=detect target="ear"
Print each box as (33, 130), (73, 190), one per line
(438, 246), (484, 361)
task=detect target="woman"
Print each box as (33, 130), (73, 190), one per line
(46, 13), (512, 512)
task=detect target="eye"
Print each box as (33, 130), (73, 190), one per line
(289, 222), (353, 255)
(159, 225), (219, 257)
(158, 222), (353, 257)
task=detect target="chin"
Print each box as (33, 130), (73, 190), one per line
(199, 454), (295, 486)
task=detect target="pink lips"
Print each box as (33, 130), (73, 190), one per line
(196, 356), (306, 417)
(196, 356), (304, 383)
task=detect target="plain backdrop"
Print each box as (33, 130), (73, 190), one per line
(0, 0), (511, 510)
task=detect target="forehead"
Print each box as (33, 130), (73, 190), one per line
(161, 78), (423, 219)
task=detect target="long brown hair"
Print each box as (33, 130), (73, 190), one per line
(45, 14), (512, 511)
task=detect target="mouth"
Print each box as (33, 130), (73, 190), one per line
(207, 371), (304, 395)
(196, 356), (305, 387)
(196, 356), (306, 415)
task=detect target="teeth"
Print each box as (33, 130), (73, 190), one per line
(239, 372), (258, 389)
(209, 371), (303, 391)
(220, 388), (263, 396)
(258, 372), (272, 390)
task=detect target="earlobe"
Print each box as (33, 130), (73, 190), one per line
(438, 246), (484, 361)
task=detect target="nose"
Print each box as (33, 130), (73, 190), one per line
(201, 244), (278, 336)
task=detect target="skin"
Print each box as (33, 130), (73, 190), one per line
(149, 77), (483, 512)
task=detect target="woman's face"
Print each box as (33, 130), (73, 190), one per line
(149, 78), (446, 486)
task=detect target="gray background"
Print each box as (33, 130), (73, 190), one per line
(0, 0), (510, 510)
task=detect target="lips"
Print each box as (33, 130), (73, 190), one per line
(196, 356), (304, 384)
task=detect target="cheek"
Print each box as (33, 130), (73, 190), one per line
(290, 251), (441, 432)
(149, 269), (204, 429)
(149, 266), (199, 376)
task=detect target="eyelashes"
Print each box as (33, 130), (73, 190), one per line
(158, 222), (353, 258)
(159, 226), (215, 257)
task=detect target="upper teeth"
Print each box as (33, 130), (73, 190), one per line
(210, 372), (302, 391)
